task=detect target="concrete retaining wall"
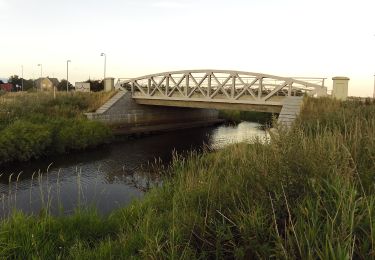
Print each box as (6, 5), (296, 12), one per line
(86, 91), (220, 134)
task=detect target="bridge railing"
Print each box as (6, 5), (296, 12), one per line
(291, 77), (327, 88)
(116, 70), (327, 104)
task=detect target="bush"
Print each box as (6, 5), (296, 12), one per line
(0, 92), (115, 164)
(0, 120), (52, 162)
(0, 118), (112, 164)
(55, 119), (112, 153)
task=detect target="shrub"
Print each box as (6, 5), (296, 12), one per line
(0, 120), (52, 162)
(54, 119), (112, 153)
(0, 92), (115, 164)
(0, 117), (112, 164)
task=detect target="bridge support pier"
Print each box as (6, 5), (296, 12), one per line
(85, 91), (220, 135)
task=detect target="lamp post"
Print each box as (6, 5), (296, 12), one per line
(21, 65), (24, 91)
(100, 53), (106, 79)
(67, 60), (71, 92)
(37, 64), (43, 78)
(373, 35), (375, 99)
(37, 64), (42, 91)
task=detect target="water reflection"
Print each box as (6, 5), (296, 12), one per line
(0, 122), (267, 216)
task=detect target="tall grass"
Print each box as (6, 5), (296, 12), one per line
(0, 92), (115, 164)
(0, 91), (116, 129)
(0, 97), (374, 259)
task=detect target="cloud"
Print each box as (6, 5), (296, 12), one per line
(152, 1), (190, 8)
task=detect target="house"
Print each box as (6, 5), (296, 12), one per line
(35, 77), (59, 91)
(0, 83), (13, 92)
(49, 78), (59, 88)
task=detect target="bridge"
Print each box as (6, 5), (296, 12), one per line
(116, 70), (327, 113)
(86, 70), (327, 133)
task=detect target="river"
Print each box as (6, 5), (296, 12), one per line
(0, 122), (268, 216)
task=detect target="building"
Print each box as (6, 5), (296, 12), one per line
(35, 77), (60, 91)
(0, 83), (13, 92)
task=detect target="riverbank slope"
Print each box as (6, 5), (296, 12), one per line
(0, 97), (374, 259)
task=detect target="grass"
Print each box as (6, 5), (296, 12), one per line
(0, 91), (115, 128)
(0, 91), (115, 164)
(0, 97), (374, 259)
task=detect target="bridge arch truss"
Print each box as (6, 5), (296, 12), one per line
(117, 70), (327, 110)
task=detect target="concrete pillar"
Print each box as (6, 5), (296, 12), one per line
(104, 77), (115, 92)
(332, 76), (349, 101)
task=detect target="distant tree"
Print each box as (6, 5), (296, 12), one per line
(0, 80), (4, 85)
(8, 75), (35, 91)
(8, 75), (21, 91)
(57, 80), (74, 91)
(85, 79), (104, 92)
(23, 79), (35, 91)
(8, 75), (20, 85)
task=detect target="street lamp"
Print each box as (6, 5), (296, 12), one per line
(37, 64), (43, 91)
(67, 60), (71, 92)
(37, 64), (43, 78)
(101, 53), (106, 79)
(21, 65), (24, 91)
(373, 35), (375, 99)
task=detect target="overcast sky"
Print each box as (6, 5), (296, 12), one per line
(0, 0), (374, 96)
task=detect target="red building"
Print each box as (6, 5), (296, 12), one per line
(0, 83), (13, 92)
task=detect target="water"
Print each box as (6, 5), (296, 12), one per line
(0, 122), (267, 216)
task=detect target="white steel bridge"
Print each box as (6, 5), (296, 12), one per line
(116, 70), (327, 113)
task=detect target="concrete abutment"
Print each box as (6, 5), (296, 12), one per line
(85, 91), (220, 134)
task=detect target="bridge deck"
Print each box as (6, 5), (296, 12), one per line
(133, 92), (285, 113)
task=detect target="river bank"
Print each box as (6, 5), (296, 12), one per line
(0, 92), (116, 164)
(0, 97), (374, 258)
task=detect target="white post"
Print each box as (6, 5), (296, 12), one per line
(104, 77), (115, 92)
(37, 64), (42, 78)
(101, 53), (106, 79)
(332, 76), (350, 100)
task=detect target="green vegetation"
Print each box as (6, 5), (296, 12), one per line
(7, 75), (35, 91)
(56, 79), (74, 91)
(0, 97), (375, 259)
(219, 109), (275, 124)
(0, 92), (115, 164)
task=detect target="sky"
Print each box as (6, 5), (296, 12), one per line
(0, 0), (374, 96)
